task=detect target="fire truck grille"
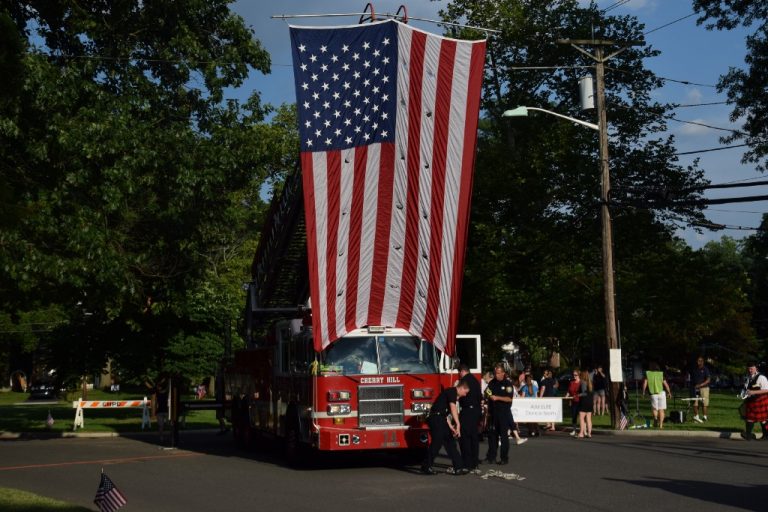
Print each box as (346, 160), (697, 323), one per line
(358, 385), (404, 427)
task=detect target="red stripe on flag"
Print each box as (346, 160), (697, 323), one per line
(346, 146), (368, 331)
(302, 151), (324, 352)
(422, 39), (457, 342)
(445, 41), (486, 356)
(325, 151), (342, 342)
(396, 30), (427, 328)
(368, 142), (396, 324)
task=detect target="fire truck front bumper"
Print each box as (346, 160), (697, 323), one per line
(314, 425), (429, 451)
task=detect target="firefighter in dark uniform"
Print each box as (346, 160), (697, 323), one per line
(485, 364), (515, 465)
(421, 380), (470, 475)
(458, 363), (482, 471)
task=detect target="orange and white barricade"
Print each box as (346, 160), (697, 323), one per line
(72, 397), (152, 431)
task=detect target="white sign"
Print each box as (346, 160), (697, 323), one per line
(609, 348), (624, 382)
(510, 398), (563, 423)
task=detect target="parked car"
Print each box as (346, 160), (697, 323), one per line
(28, 381), (58, 400)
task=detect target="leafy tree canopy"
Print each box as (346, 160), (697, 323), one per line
(0, 1), (297, 386)
(693, 0), (768, 169)
(440, 0), (754, 368)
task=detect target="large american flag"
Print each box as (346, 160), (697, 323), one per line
(94, 472), (127, 512)
(290, 20), (485, 355)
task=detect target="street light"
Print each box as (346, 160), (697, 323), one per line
(502, 106), (599, 131)
(503, 105), (620, 428)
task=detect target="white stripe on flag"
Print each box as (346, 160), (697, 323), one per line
(335, 147), (355, 338)
(357, 144), (380, 326)
(381, 22), (413, 325)
(434, 40), (472, 349)
(312, 151), (330, 345)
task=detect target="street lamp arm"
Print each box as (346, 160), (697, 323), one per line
(503, 106), (599, 131)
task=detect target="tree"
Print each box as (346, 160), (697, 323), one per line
(693, 1), (768, 169)
(442, 0), (712, 365)
(0, 2), (296, 385)
(743, 215), (768, 354)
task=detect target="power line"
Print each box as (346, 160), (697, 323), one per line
(668, 116), (746, 135)
(603, 0), (631, 13)
(643, 12), (697, 36)
(674, 101), (728, 108)
(708, 208), (766, 214)
(674, 143), (750, 156)
(688, 180), (768, 191)
(690, 221), (763, 231)
(720, 176), (768, 185)
(606, 67), (719, 88)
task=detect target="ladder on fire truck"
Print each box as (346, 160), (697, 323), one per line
(244, 166), (309, 344)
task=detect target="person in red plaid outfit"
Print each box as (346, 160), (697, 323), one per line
(741, 362), (768, 440)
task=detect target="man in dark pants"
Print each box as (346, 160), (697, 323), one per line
(485, 364), (517, 465)
(458, 363), (481, 472)
(422, 380), (470, 475)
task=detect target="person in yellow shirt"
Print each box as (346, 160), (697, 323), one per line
(642, 362), (673, 429)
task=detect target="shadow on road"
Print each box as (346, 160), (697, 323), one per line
(605, 476), (767, 511)
(119, 429), (427, 473)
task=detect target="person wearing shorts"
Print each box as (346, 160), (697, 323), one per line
(642, 362), (672, 429)
(592, 365), (607, 416)
(691, 356), (711, 422)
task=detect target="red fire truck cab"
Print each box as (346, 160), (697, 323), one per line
(226, 320), (481, 458)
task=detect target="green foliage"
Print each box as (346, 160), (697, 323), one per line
(0, 2), (296, 385)
(693, 0), (768, 169)
(442, 0), (755, 368)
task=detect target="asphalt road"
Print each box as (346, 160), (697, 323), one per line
(1, 431), (766, 511)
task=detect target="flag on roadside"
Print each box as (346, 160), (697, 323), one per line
(290, 19), (486, 355)
(619, 413), (628, 431)
(94, 471), (127, 512)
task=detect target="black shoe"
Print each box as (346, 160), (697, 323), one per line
(484, 458), (495, 464)
(421, 466), (438, 475)
(740, 432), (756, 441)
(497, 459), (508, 465)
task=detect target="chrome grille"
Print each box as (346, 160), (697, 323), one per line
(358, 385), (404, 427)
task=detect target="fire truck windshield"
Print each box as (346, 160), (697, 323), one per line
(321, 335), (437, 375)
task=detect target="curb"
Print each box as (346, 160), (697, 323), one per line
(591, 428), (748, 439)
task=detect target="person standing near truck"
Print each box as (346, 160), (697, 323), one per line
(421, 380), (470, 475)
(458, 363), (481, 472)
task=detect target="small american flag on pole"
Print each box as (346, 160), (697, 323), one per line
(94, 471), (127, 512)
(619, 413), (628, 431)
(290, 20), (486, 355)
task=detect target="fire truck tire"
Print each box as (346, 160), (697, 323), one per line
(284, 426), (301, 465)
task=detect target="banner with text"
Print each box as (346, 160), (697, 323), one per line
(511, 398), (563, 423)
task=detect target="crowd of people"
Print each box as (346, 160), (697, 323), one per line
(422, 362), (619, 475)
(422, 357), (768, 474)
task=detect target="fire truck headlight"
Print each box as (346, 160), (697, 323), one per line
(412, 402), (431, 413)
(411, 388), (434, 399)
(327, 390), (351, 402)
(327, 404), (351, 416)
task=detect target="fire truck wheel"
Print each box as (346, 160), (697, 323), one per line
(284, 426), (301, 465)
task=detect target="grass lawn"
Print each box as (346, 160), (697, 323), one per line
(0, 389), (219, 434)
(589, 389), (745, 431)
(0, 487), (91, 511)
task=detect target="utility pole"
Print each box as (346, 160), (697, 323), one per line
(557, 38), (643, 429)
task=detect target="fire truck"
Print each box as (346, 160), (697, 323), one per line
(224, 162), (481, 458)
(226, 317), (480, 458)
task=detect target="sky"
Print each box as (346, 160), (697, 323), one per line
(229, 0), (766, 249)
